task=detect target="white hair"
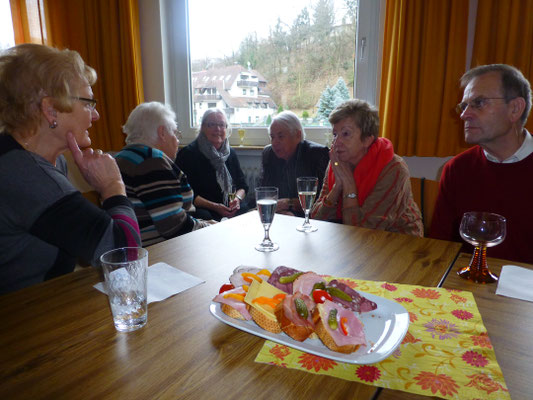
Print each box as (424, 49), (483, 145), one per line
(198, 108), (232, 137)
(123, 102), (177, 145)
(269, 110), (306, 141)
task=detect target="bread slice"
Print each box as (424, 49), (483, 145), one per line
(275, 302), (314, 342)
(250, 306), (282, 333)
(221, 303), (249, 320)
(312, 308), (361, 354)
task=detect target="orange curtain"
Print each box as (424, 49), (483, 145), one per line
(470, 0), (533, 134)
(10, 0), (144, 151)
(379, 0), (470, 157)
(10, 0), (48, 44)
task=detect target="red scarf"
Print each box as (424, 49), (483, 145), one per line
(327, 137), (394, 219)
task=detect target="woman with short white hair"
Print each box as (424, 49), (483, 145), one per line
(116, 102), (213, 246)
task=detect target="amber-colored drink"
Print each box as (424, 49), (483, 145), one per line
(458, 212), (506, 284)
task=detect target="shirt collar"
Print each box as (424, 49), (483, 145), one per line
(484, 129), (533, 163)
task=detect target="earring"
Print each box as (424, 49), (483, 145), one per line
(49, 120), (58, 129)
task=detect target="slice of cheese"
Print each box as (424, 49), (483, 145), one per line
(244, 279), (286, 320)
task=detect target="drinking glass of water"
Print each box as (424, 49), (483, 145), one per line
(100, 247), (148, 332)
(255, 186), (279, 252)
(296, 177), (318, 232)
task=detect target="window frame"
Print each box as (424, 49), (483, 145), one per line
(138, 0), (384, 147)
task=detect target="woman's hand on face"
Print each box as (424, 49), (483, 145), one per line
(329, 143), (355, 190)
(67, 132), (126, 199)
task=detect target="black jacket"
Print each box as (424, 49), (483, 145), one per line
(260, 139), (329, 199)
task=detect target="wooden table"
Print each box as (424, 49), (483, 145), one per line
(378, 253), (533, 400)
(0, 212), (461, 400)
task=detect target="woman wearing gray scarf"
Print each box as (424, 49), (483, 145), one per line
(176, 109), (249, 221)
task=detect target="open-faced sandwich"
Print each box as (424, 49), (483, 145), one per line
(213, 266), (272, 320)
(214, 265), (378, 354)
(313, 299), (367, 354)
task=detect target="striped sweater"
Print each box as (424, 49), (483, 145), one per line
(115, 145), (209, 246)
(311, 155), (423, 237)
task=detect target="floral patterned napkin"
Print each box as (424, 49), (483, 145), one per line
(255, 278), (510, 400)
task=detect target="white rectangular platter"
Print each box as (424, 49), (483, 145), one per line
(210, 291), (409, 364)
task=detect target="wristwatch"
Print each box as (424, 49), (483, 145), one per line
(235, 193), (243, 201)
(344, 192), (357, 199)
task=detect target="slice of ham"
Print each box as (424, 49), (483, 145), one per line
(213, 286), (252, 320)
(292, 272), (326, 296)
(267, 266), (303, 293)
(327, 280), (377, 313)
(281, 292), (315, 329)
(317, 300), (366, 347)
(229, 266), (271, 288)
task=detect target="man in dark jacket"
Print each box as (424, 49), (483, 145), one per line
(261, 111), (329, 216)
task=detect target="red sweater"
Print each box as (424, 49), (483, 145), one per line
(430, 146), (533, 264)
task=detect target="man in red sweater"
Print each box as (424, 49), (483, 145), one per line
(430, 64), (533, 264)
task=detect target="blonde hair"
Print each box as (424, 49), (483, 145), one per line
(0, 44), (97, 138)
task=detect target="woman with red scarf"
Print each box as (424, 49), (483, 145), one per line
(311, 100), (423, 237)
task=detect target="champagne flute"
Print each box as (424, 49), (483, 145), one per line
(255, 187), (279, 252)
(226, 185), (237, 205)
(296, 177), (318, 232)
(238, 127), (246, 146)
(458, 211), (506, 283)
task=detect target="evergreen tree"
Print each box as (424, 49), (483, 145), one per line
(316, 85), (337, 121)
(334, 77), (351, 102)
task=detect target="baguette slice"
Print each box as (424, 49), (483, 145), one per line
(221, 303), (250, 320)
(250, 306), (282, 333)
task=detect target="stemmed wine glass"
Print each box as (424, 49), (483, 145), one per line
(296, 177), (318, 232)
(458, 211), (506, 283)
(255, 187), (279, 252)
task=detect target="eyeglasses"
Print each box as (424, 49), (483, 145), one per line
(72, 96), (97, 110)
(206, 122), (227, 129)
(455, 97), (509, 115)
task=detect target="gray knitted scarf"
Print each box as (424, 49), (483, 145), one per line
(197, 132), (232, 204)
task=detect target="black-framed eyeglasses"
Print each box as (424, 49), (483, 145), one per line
(72, 96), (97, 110)
(455, 96), (509, 115)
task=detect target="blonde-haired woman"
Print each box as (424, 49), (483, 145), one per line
(0, 44), (140, 294)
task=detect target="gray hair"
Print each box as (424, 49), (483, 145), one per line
(123, 102), (177, 145)
(269, 110), (306, 141)
(198, 108), (232, 137)
(461, 64), (531, 126)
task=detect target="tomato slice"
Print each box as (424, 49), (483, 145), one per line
(312, 289), (332, 303)
(218, 283), (235, 294)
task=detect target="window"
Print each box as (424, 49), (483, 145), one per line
(243, 89), (246, 95)
(138, 0), (383, 146)
(0, 0), (15, 50)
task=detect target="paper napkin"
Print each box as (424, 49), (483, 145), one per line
(94, 262), (205, 303)
(495, 265), (533, 303)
